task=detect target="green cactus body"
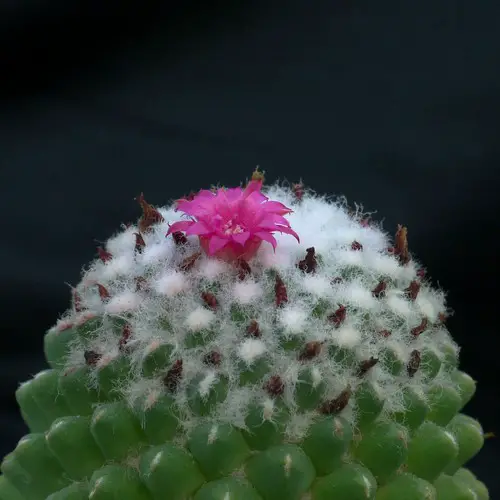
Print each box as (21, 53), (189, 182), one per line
(0, 181), (489, 499)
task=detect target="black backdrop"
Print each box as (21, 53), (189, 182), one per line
(1, 0), (499, 495)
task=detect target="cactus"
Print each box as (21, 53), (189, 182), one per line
(1, 174), (489, 499)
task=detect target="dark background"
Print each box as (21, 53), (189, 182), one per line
(1, 0), (499, 495)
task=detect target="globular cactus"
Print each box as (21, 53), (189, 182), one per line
(1, 172), (489, 499)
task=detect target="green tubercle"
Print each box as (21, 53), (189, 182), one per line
(301, 416), (352, 476)
(14, 381), (50, 433)
(352, 422), (409, 485)
(139, 444), (205, 500)
(405, 421), (459, 482)
(89, 465), (152, 500)
(45, 416), (105, 480)
(453, 469), (490, 500)
(425, 385), (462, 426)
(245, 444), (316, 500)
(90, 402), (146, 461)
(58, 366), (101, 416)
(311, 463), (377, 500)
(242, 400), (287, 450)
(187, 423), (250, 480)
(434, 474), (478, 500)
(46, 482), (89, 500)
(194, 477), (261, 500)
(444, 414), (484, 475)
(0, 474), (26, 500)
(391, 387), (429, 433)
(375, 472), (436, 500)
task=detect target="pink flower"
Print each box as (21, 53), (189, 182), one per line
(166, 180), (299, 261)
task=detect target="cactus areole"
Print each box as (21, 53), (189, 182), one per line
(1, 175), (489, 500)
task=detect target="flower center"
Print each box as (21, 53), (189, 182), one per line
(222, 219), (245, 235)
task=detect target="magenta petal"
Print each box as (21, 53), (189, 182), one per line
(285, 227), (300, 242)
(208, 235), (230, 255)
(242, 180), (263, 199)
(225, 187), (243, 202)
(214, 189), (229, 204)
(246, 190), (268, 204)
(277, 225), (300, 242)
(231, 231), (251, 246)
(259, 213), (291, 227)
(254, 231), (277, 250)
(178, 197), (215, 216)
(258, 224), (300, 242)
(177, 197), (214, 216)
(197, 189), (216, 198)
(214, 199), (235, 219)
(184, 221), (212, 236)
(172, 178), (299, 260)
(237, 202), (260, 226)
(166, 220), (194, 235)
(175, 200), (197, 215)
(262, 200), (292, 214)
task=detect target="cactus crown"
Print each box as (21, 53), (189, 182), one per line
(50, 180), (456, 442)
(5, 176), (489, 500)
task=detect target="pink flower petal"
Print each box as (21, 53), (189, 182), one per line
(242, 180), (263, 199)
(214, 200), (236, 219)
(262, 200), (293, 215)
(225, 187), (243, 202)
(171, 180), (299, 261)
(285, 227), (300, 242)
(231, 231), (251, 246)
(166, 220), (194, 235)
(254, 231), (277, 250)
(258, 224), (300, 242)
(197, 189), (216, 198)
(178, 200), (213, 217)
(208, 235), (230, 255)
(184, 221), (213, 236)
(233, 211), (256, 230)
(246, 190), (268, 205)
(259, 213), (292, 227)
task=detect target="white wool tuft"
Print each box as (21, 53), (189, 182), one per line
(416, 288), (445, 323)
(332, 324), (362, 348)
(332, 249), (365, 267)
(197, 258), (228, 279)
(199, 371), (217, 398)
(185, 307), (215, 331)
(301, 275), (333, 298)
(338, 281), (378, 310)
(262, 398), (276, 421)
(257, 244), (295, 269)
(386, 291), (413, 317)
(363, 253), (401, 278)
(399, 260), (417, 280)
(141, 242), (173, 265)
(207, 424), (218, 444)
(101, 254), (136, 280)
(279, 307), (308, 334)
(238, 339), (267, 364)
(310, 367), (323, 388)
(154, 270), (189, 296)
(105, 291), (141, 314)
(105, 227), (137, 255)
(150, 451), (163, 470)
(232, 281), (263, 305)
(416, 294), (438, 321)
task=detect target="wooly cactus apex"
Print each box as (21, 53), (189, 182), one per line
(0, 171), (489, 500)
